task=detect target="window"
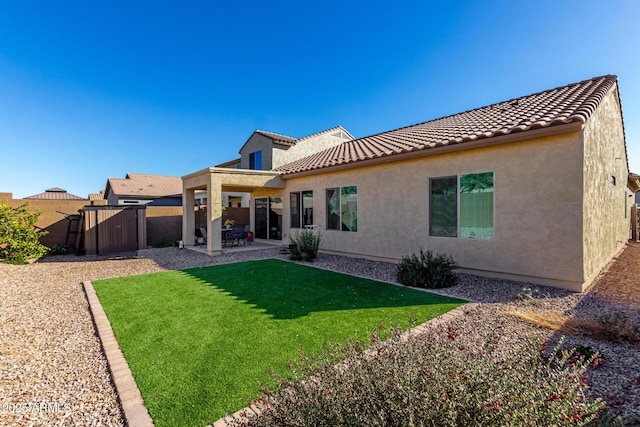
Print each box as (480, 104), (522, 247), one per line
(326, 186), (357, 231)
(429, 177), (457, 237)
(429, 172), (494, 239)
(326, 188), (340, 230)
(302, 191), (313, 226)
(249, 150), (262, 170)
(290, 192), (301, 228)
(290, 191), (314, 228)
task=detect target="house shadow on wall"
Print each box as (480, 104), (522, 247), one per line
(40, 215), (81, 250)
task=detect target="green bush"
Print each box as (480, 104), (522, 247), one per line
(233, 325), (605, 427)
(152, 239), (173, 248)
(0, 202), (48, 264)
(48, 244), (73, 255)
(396, 249), (458, 288)
(289, 230), (321, 261)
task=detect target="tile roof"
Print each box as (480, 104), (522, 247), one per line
(88, 190), (105, 201)
(275, 75), (618, 176)
(255, 130), (297, 145)
(107, 173), (183, 198)
(24, 188), (85, 200)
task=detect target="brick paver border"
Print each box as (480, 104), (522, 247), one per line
(83, 280), (155, 427)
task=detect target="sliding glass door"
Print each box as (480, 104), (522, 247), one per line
(254, 196), (282, 240)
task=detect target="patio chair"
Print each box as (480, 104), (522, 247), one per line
(195, 227), (207, 246)
(242, 224), (252, 245)
(228, 225), (246, 247)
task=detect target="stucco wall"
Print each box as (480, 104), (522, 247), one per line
(0, 193), (107, 248)
(272, 131), (351, 169)
(106, 191), (118, 205)
(240, 133), (276, 170)
(581, 85), (630, 285)
(146, 206), (183, 246)
(1, 192), (188, 249)
(255, 132), (588, 290)
(239, 130), (352, 171)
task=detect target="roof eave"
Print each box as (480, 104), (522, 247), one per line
(628, 173), (640, 192)
(273, 140), (296, 147)
(281, 121), (585, 180)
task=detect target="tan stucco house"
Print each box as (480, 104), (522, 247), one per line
(183, 75), (637, 292)
(207, 126), (354, 209)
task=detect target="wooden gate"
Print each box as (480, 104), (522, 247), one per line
(83, 206), (147, 255)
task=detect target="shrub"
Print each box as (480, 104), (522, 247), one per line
(289, 230), (321, 261)
(396, 249), (458, 288)
(48, 244), (73, 255)
(232, 324), (605, 427)
(595, 312), (640, 343)
(0, 202), (48, 264)
(152, 239), (173, 248)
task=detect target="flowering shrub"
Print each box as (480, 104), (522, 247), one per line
(232, 323), (605, 426)
(396, 249), (458, 288)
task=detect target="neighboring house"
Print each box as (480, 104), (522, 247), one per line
(105, 173), (185, 206)
(24, 188), (86, 200)
(183, 75), (637, 292)
(88, 190), (106, 202)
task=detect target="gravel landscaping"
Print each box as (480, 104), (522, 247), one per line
(1, 244), (639, 426)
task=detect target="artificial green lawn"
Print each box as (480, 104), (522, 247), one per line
(93, 259), (464, 427)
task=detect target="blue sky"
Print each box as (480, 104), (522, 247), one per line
(1, 1), (639, 199)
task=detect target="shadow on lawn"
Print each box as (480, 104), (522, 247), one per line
(181, 258), (464, 319)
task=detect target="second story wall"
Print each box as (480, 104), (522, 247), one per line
(273, 129), (352, 169)
(240, 133), (277, 170)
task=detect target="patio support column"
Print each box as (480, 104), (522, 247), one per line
(183, 188), (195, 246)
(207, 176), (223, 255)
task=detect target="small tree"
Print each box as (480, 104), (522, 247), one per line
(0, 202), (48, 264)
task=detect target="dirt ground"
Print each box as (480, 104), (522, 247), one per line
(588, 241), (640, 305)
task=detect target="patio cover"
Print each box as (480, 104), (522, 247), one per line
(182, 167), (284, 254)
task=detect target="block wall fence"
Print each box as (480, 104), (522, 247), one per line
(1, 193), (179, 249)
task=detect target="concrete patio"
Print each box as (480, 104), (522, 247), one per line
(186, 239), (284, 256)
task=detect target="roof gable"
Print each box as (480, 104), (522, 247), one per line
(275, 75), (618, 176)
(239, 126), (354, 153)
(295, 125), (355, 143)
